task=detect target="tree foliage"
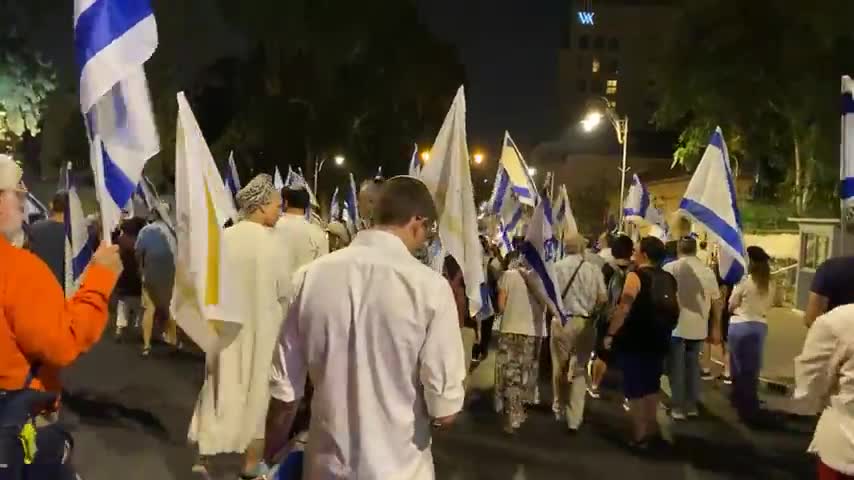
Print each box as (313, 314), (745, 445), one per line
(206, 0), (466, 189)
(653, 0), (854, 214)
(0, 1), (57, 152)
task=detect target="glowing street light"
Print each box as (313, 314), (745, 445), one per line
(527, 167), (537, 176)
(334, 155), (345, 166)
(420, 151), (431, 162)
(473, 152), (484, 165)
(579, 97), (630, 227)
(581, 111), (603, 132)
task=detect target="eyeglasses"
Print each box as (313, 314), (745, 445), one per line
(417, 216), (438, 240)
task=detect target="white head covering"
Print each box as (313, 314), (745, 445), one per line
(236, 174), (277, 215)
(0, 154), (24, 191)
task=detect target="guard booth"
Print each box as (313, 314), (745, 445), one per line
(789, 218), (854, 310)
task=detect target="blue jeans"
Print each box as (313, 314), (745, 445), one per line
(668, 338), (703, 413)
(728, 321), (768, 419)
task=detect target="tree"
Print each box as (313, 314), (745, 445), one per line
(654, 0), (854, 215)
(0, 1), (57, 153)
(206, 0), (466, 193)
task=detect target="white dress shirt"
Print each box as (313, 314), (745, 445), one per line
(664, 255), (720, 340)
(270, 230), (466, 480)
(275, 212), (330, 271)
(794, 304), (854, 475)
(553, 254), (606, 318)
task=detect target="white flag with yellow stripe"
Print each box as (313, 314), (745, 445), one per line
(499, 132), (539, 207)
(419, 86), (484, 316)
(171, 92), (240, 355)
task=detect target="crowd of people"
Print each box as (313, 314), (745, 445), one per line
(1, 151), (854, 479)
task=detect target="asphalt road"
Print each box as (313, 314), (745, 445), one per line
(59, 334), (817, 480)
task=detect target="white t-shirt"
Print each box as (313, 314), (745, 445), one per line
(275, 213), (330, 271)
(729, 275), (774, 324)
(664, 256), (720, 340)
(498, 269), (546, 337)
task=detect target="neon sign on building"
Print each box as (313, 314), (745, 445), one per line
(577, 11), (595, 25)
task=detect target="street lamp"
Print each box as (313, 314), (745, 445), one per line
(420, 151), (431, 162)
(314, 154), (345, 194)
(580, 97), (629, 226)
(473, 152), (484, 165)
(527, 166), (537, 176)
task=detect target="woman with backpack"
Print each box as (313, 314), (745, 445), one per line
(728, 246), (775, 423)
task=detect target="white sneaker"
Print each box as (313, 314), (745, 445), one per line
(553, 403), (564, 421)
(671, 410), (687, 421)
(687, 409), (700, 418)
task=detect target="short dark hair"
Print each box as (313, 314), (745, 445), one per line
(51, 191), (69, 214)
(374, 176), (436, 227)
(121, 217), (147, 237)
(282, 187), (310, 210)
(640, 236), (667, 265)
(678, 237), (698, 256)
(611, 234), (634, 260)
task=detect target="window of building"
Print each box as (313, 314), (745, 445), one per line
(592, 58), (600, 73)
(579, 35), (590, 49)
(608, 37), (620, 51)
(592, 80), (605, 95)
(607, 59), (619, 74)
(593, 36), (605, 49)
(802, 232), (831, 270)
(576, 79), (587, 93)
(606, 79), (618, 96)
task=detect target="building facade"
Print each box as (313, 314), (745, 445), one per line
(559, 0), (678, 132)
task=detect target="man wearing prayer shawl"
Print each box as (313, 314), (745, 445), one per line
(188, 174), (295, 479)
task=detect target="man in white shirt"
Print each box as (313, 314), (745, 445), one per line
(663, 236), (722, 420)
(265, 176), (466, 480)
(275, 186), (329, 271)
(551, 234), (606, 431)
(794, 304), (854, 478)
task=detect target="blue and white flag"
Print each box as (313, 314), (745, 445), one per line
(488, 165), (525, 226)
(495, 220), (514, 256)
(520, 194), (565, 323)
(293, 167), (319, 207)
(346, 172), (360, 230)
(329, 187), (340, 221)
(274, 166), (285, 190)
(408, 143), (421, 178)
(224, 151), (241, 197)
(553, 184), (578, 238)
(679, 127), (745, 284)
(64, 170), (95, 297)
(841, 76), (854, 207)
(623, 174), (650, 221)
(75, 0), (160, 236)
(498, 132), (539, 207)
(24, 192), (48, 223)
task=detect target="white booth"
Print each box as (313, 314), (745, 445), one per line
(788, 218), (854, 310)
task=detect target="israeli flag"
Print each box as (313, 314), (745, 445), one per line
(495, 220), (514, 256)
(841, 76), (854, 207)
(553, 184), (578, 238)
(224, 151), (241, 197)
(488, 165), (524, 227)
(679, 127), (746, 284)
(623, 174), (650, 221)
(290, 167), (319, 207)
(408, 143), (421, 178)
(75, 0), (160, 233)
(498, 132), (539, 206)
(330, 187), (340, 221)
(274, 166), (285, 190)
(64, 168), (95, 296)
(346, 172), (360, 230)
(520, 194), (565, 323)
(24, 192), (48, 223)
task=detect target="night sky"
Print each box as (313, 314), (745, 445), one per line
(417, 0), (565, 157)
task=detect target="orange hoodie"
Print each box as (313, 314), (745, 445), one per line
(0, 234), (117, 393)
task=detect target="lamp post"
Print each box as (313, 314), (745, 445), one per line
(581, 97), (629, 228)
(314, 155), (345, 194)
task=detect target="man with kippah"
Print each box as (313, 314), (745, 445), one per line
(188, 174), (295, 479)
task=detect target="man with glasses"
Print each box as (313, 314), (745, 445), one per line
(0, 154), (122, 478)
(265, 176), (465, 479)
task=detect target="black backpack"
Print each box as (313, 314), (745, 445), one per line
(642, 267), (680, 334)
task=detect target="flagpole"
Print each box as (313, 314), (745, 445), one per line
(618, 116), (630, 232)
(842, 109), (847, 256)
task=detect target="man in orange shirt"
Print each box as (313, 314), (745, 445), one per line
(0, 154), (122, 478)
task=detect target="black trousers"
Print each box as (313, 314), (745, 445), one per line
(474, 316), (495, 359)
